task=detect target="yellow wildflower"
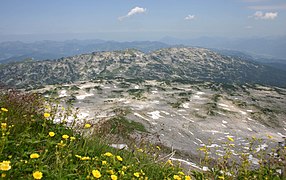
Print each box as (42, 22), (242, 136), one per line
(30, 153), (40, 159)
(116, 155), (123, 161)
(122, 166), (127, 171)
(102, 160), (107, 165)
(227, 137), (234, 142)
(0, 161), (11, 171)
(70, 136), (76, 141)
(57, 140), (66, 147)
(104, 152), (113, 157)
(218, 175), (225, 180)
(1, 173), (6, 178)
(92, 170), (101, 179)
(119, 170), (125, 175)
(111, 175), (118, 180)
(199, 147), (207, 152)
(178, 171), (185, 175)
(137, 148), (143, 152)
(84, 123), (91, 128)
(185, 175), (192, 180)
(134, 172), (140, 178)
(75, 155), (82, 158)
(49, 132), (55, 137)
(43, 113), (50, 118)
(1, 123), (7, 129)
(1, 108), (8, 112)
(62, 134), (69, 139)
(167, 159), (173, 166)
(173, 175), (182, 180)
(80, 156), (91, 161)
(108, 170), (114, 175)
(33, 171), (43, 179)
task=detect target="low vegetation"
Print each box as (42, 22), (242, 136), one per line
(0, 90), (184, 179)
(0, 90), (285, 179)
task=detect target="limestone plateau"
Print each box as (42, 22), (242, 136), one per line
(1, 47), (286, 89)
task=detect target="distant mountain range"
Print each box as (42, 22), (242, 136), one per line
(0, 38), (285, 72)
(160, 36), (286, 60)
(0, 40), (171, 63)
(1, 47), (286, 89)
(211, 49), (286, 72)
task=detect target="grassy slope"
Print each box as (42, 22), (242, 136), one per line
(0, 90), (285, 179)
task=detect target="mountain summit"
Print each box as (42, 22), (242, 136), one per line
(1, 47), (286, 89)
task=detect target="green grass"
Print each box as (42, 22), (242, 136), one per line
(95, 116), (147, 139)
(1, 90), (286, 179)
(0, 90), (186, 179)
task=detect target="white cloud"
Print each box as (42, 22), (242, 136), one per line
(118, 7), (147, 21)
(185, 15), (195, 21)
(251, 11), (278, 20)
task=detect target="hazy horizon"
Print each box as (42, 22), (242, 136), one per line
(1, 0), (286, 42)
(1, 33), (286, 43)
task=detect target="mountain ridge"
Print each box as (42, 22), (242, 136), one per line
(1, 47), (286, 89)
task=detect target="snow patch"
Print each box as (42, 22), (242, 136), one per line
(256, 143), (268, 152)
(151, 100), (160, 104)
(222, 107), (231, 111)
(134, 113), (150, 122)
(277, 132), (285, 137)
(178, 132), (184, 137)
(170, 158), (201, 170)
(207, 144), (220, 148)
(247, 117), (254, 122)
(217, 112), (226, 116)
(59, 90), (68, 97)
(218, 103), (229, 107)
(134, 85), (140, 89)
(195, 138), (203, 143)
(161, 111), (170, 115)
(182, 102), (190, 109)
(110, 144), (128, 149)
(240, 111), (247, 115)
(249, 155), (259, 165)
(76, 93), (94, 100)
(147, 111), (163, 120)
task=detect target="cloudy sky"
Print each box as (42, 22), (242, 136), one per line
(0, 0), (285, 41)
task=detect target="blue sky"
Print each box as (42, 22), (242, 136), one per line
(0, 0), (285, 41)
